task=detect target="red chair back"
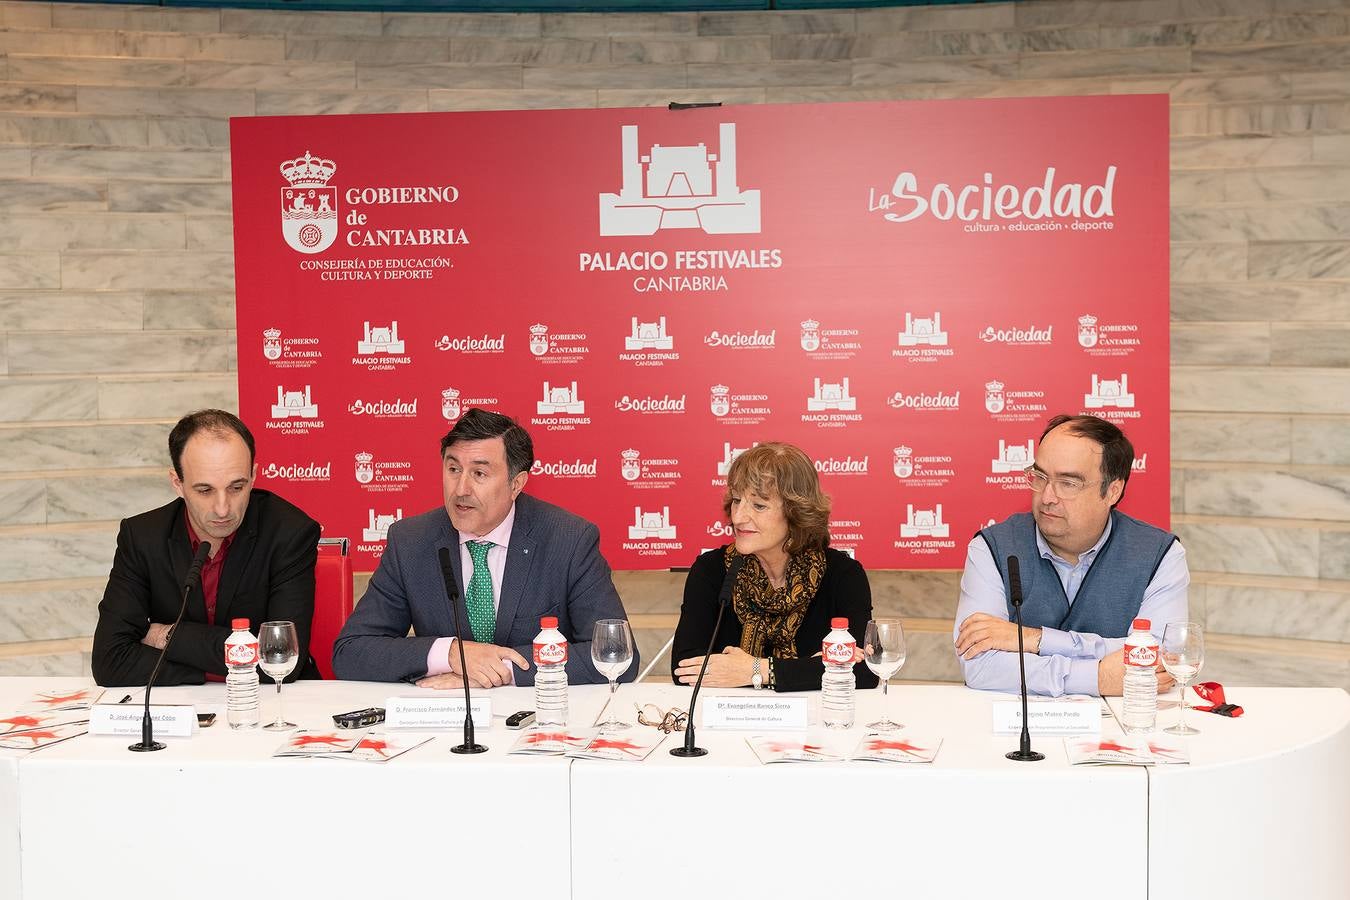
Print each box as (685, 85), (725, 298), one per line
(311, 537), (353, 679)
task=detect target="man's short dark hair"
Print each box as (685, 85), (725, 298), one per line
(440, 408), (534, 479)
(1040, 414), (1134, 504)
(168, 409), (256, 479)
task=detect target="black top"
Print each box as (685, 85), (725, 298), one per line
(92, 489), (321, 687)
(671, 546), (878, 692)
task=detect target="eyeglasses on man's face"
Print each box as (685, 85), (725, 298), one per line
(1023, 466), (1103, 499)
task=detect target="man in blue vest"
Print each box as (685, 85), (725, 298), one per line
(954, 414), (1187, 696)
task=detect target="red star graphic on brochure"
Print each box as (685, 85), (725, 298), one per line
(764, 740), (826, 755)
(11, 730), (60, 744)
(866, 738), (929, 758)
(356, 737), (390, 758)
(1146, 741), (1187, 762)
(587, 737), (646, 757)
(525, 731), (588, 747)
(1094, 739), (1136, 754)
(0, 714), (47, 733)
(33, 690), (91, 707)
(290, 733), (350, 748)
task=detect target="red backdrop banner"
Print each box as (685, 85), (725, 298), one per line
(230, 95), (1170, 571)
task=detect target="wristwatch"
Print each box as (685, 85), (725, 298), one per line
(751, 657), (763, 690)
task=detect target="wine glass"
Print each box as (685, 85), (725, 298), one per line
(591, 619), (634, 731)
(1160, 622), (1204, 735)
(864, 619), (907, 731)
(258, 621), (299, 731)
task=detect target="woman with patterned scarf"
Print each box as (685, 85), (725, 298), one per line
(671, 442), (878, 692)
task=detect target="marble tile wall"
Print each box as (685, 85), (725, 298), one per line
(0, 582), (102, 643)
(0, 0), (1345, 686)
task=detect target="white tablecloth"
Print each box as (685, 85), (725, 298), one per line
(0, 678), (1344, 900)
(1109, 687), (1350, 900)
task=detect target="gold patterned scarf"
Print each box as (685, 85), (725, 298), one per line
(726, 546), (825, 660)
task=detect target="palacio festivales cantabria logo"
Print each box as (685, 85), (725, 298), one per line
(598, 123), (760, 236)
(583, 123), (788, 295)
(280, 151), (338, 254)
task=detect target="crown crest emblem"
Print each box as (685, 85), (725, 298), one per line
(441, 387), (461, 400)
(800, 319), (819, 330)
(710, 384), (730, 397)
(985, 380), (1005, 391)
(280, 150), (337, 187)
(621, 449), (640, 461)
(529, 323), (548, 336)
(1078, 314), (1098, 326)
(263, 327), (281, 339)
(894, 445), (912, 456)
(354, 451), (374, 464)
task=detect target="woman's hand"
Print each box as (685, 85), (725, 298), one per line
(673, 646), (759, 687)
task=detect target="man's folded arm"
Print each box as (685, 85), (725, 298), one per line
(954, 537), (1100, 697)
(92, 521), (203, 687)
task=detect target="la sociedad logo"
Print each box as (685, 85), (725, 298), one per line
(260, 461), (331, 482)
(348, 396), (418, 418)
(530, 458), (599, 479)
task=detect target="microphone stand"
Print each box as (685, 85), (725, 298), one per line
(672, 555), (744, 758)
(130, 540), (210, 752)
(1005, 555), (1044, 763)
(439, 546), (486, 754)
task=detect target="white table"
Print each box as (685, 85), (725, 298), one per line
(0, 751), (17, 900)
(0, 678), (1345, 900)
(0, 678), (570, 900)
(570, 683), (1147, 900)
(1113, 687), (1350, 900)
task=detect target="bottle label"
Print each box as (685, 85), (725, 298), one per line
(822, 638), (856, 665)
(534, 640), (567, 666)
(226, 640), (259, 666)
(1125, 641), (1158, 668)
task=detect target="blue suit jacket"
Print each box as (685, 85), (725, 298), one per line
(332, 493), (637, 685)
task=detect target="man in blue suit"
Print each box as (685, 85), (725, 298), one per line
(333, 408), (637, 687)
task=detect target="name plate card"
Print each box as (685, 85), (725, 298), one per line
(992, 696), (1102, 735)
(701, 695), (809, 731)
(89, 704), (197, 738)
(385, 696), (490, 730)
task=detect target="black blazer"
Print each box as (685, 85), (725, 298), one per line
(672, 546), (878, 692)
(92, 490), (321, 687)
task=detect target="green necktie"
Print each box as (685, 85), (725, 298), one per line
(465, 540), (496, 643)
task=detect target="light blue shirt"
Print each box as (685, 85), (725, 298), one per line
(954, 516), (1189, 696)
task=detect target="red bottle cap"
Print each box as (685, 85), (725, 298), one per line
(540, 616), (558, 628)
(830, 617), (849, 629)
(231, 618), (250, 630)
(1132, 618), (1151, 630)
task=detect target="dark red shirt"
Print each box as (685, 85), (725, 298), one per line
(185, 513), (234, 681)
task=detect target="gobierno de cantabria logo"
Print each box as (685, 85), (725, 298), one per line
(280, 150), (338, 254)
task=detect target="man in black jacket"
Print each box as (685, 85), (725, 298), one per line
(92, 409), (321, 686)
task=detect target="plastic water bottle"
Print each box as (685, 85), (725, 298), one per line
(821, 617), (856, 729)
(533, 616), (569, 726)
(1121, 617), (1158, 733)
(225, 618), (260, 730)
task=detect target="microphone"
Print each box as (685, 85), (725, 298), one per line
(672, 554), (745, 758)
(438, 546), (486, 754)
(130, 540), (211, 752)
(1004, 555), (1044, 763)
